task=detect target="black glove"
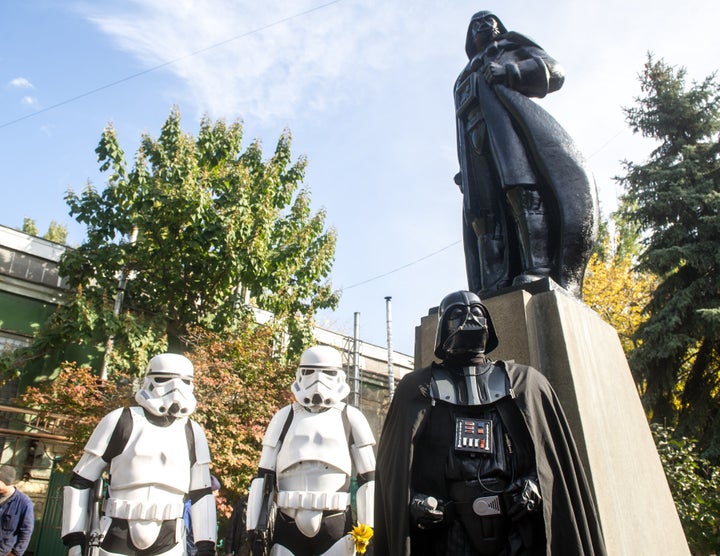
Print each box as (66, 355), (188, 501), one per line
(505, 477), (542, 522)
(62, 532), (86, 556)
(410, 493), (447, 530)
(195, 540), (216, 556)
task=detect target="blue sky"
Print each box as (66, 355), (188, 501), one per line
(2, 0), (719, 356)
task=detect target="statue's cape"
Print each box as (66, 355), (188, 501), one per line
(493, 82), (598, 294)
(456, 32), (598, 295)
(373, 361), (607, 555)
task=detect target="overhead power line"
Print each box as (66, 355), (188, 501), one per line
(0, 0), (344, 130)
(343, 240), (461, 290)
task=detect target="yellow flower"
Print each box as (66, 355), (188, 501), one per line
(349, 523), (374, 554)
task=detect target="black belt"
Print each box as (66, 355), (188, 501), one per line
(453, 494), (505, 518)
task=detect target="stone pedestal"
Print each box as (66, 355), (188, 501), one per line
(414, 281), (689, 555)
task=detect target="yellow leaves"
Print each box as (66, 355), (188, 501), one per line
(583, 249), (657, 354)
(349, 523), (373, 554)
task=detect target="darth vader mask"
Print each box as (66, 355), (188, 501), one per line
(434, 291), (498, 360)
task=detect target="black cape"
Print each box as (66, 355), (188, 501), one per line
(455, 31), (597, 297)
(374, 361), (607, 555)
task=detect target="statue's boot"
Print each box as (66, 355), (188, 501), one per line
(477, 232), (512, 293)
(506, 187), (553, 285)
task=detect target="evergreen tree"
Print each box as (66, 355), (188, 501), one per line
(617, 55), (720, 458)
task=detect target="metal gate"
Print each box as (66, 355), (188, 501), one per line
(32, 459), (68, 556)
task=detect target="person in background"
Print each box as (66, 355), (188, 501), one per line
(0, 465), (34, 556)
(224, 497), (248, 556)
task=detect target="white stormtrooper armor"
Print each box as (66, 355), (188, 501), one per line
(61, 354), (217, 556)
(247, 346), (376, 556)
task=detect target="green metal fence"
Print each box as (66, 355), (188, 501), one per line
(32, 459), (68, 556)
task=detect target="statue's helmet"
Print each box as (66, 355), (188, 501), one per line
(465, 10), (507, 58)
(434, 290), (499, 360)
(292, 345), (350, 408)
(135, 353), (197, 418)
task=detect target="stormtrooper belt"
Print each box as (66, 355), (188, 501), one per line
(102, 499), (184, 521)
(276, 490), (350, 511)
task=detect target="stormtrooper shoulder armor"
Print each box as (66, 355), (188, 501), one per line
(82, 407), (126, 458)
(346, 405), (375, 448)
(262, 405), (294, 449)
(189, 420), (211, 465)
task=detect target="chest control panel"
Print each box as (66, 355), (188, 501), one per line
(455, 417), (493, 454)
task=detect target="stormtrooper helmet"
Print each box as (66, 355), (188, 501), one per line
(292, 346), (350, 408)
(135, 353), (197, 418)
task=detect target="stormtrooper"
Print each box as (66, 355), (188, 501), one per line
(374, 291), (606, 555)
(62, 353), (217, 556)
(247, 345), (376, 556)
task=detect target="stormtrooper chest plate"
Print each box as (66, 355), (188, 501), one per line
(276, 407), (351, 475)
(109, 414), (191, 492)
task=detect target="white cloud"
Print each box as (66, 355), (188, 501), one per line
(78, 0), (466, 122)
(21, 96), (37, 106)
(8, 77), (34, 89)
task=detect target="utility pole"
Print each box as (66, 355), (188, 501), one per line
(351, 312), (361, 408)
(385, 296), (395, 400)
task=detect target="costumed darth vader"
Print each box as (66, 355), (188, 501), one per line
(246, 345), (376, 556)
(61, 353), (217, 556)
(374, 291), (606, 555)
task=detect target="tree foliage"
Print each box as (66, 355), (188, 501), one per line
(21, 217), (68, 244)
(15, 317), (294, 507)
(15, 362), (135, 470)
(3, 108), (338, 380)
(583, 230), (656, 355)
(617, 55), (720, 459)
(186, 323), (294, 498)
(651, 424), (720, 554)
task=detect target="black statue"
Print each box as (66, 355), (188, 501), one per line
(454, 11), (597, 298)
(374, 291), (607, 555)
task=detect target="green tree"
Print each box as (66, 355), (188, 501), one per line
(21, 217), (38, 236)
(16, 316), (293, 504)
(45, 220), (69, 244)
(3, 108), (338, 380)
(651, 424), (720, 554)
(21, 217), (68, 244)
(617, 55), (720, 458)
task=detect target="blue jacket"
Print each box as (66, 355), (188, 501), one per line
(0, 488), (34, 555)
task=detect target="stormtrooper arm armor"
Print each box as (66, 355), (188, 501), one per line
(61, 408), (124, 547)
(246, 406), (290, 530)
(188, 421), (217, 546)
(347, 405), (376, 526)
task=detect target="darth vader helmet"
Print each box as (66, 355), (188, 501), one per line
(465, 10), (507, 58)
(292, 345), (350, 409)
(135, 353), (197, 418)
(434, 290), (499, 360)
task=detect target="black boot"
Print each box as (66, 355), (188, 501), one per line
(506, 187), (553, 285)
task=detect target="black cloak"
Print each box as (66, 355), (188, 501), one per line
(373, 360), (607, 555)
(455, 30), (598, 297)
